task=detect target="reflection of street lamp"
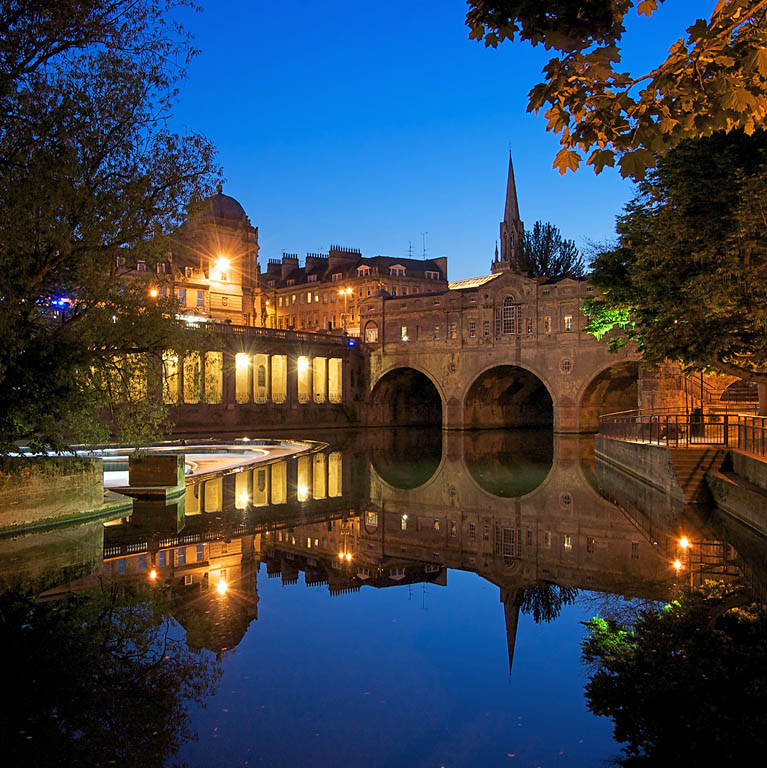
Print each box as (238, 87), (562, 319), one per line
(338, 287), (352, 331)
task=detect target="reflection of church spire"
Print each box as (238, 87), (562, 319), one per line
(493, 151), (525, 274)
(501, 588), (521, 675)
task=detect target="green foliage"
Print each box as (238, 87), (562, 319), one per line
(518, 220), (586, 278)
(0, 586), (221, 767)
(581, 581), (767, 765)
(586, 128), (767, 383)
(0, 1), (219, 453)
(467, 1), (767, 178)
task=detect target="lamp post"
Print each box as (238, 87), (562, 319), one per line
(338, 287), (352, 332)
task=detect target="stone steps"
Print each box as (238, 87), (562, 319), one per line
(669, 447), (725, 503)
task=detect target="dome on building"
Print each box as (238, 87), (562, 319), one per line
(205, 185), (247, 221)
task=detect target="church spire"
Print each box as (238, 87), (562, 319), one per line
(501, 588), (521, 676)
(493, 150), (525, 274)
(504, 150), (520, 225)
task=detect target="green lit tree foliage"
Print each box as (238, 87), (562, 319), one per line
(584, 129), (767, 394)
(581, 581), (767, 766)
(467, 1), (767, 178)
(0, 1), (219, 453)
(518, 220), (585, 278)
(0, 586), (221, 767)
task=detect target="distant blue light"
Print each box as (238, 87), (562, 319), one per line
(346, 339), (357, 347)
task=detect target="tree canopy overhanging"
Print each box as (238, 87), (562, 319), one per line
(467, 1), (767, 178)
(0, 1), (219, 453)
(584, 128), (767, 386)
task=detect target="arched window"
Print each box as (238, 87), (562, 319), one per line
(364, 320), (379, 343)
(501, 296), (521, 335)
(257, 364), (266, 388)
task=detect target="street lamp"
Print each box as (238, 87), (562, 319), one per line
(338, 287), (352, 332)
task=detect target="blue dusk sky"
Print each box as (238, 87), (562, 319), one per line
(171, 1), (707, 281)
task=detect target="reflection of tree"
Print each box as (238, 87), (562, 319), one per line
(0, 586), (221, 767)
(518, 582), (578, 623)
(582, 581), (767, 766)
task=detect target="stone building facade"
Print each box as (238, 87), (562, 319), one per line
(257, 247), (448, 334)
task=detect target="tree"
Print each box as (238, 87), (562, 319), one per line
(581, 581), (767, 765)
(0, 1), (219, 453)
(518, 220), (585, 278)
(584, 129), (767, 397)
(518, 581), (579, 622)
(466, 1), (767, 178)
(0, 586), (221, 767)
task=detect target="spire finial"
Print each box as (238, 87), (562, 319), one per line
(216, 182), (223, 195)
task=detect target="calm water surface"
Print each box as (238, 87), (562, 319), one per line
(1, 429), (761, 767)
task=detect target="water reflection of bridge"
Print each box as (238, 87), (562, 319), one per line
(12, 429), (761, 664)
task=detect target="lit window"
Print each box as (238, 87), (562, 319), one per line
(449, 322), (457, 339)
(136, 260), (146, 272)
(332, 273), (342, 281)
(586, 537), (595, 553)
(469, 320), (476, 338)
(564, 315), (573, 331)
(544, 531), (551, 548)
(544, 316), (552, 333)
(563, 535), (573, 550)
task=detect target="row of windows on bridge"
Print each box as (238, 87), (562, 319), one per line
(363, 299), (576, 342)
(162, 352), (343, 405)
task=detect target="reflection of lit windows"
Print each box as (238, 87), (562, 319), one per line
(631, 541), (640, 559)
(564, 314), (573, 331)
(401, 515), (408, 530)
(563, 534), (573, 550)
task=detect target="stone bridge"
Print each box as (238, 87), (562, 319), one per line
(361, 269), (641, 433)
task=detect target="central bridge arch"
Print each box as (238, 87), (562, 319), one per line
(463, 364), (554, 429)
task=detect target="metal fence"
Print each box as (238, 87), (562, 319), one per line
(599, 411), (734, 447)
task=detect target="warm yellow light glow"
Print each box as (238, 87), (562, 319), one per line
(338, 552), (345, 560)
(297, 357), (310, 373)
(402, 514), (408, 521)
(679, 536), (690, 550)
(673, 559), (682, 571)
(216, 579), (228, 595)
(297, 483), (309, 502)
(149, 288), (158, 298)
(149, 569), (157, 580)
(216, 256), (231, 270)
(345, 552), (352, 561)
(238, 491), (249, 506)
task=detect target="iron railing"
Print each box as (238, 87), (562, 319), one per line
(600, 410), (767, 457)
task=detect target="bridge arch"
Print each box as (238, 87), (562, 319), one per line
(370, 365), (444, 427)
(463, 362), (555, 429)
(578, 360), (640, 432)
